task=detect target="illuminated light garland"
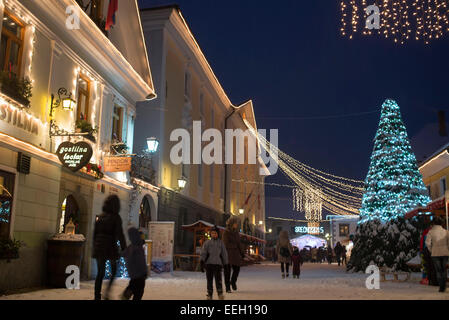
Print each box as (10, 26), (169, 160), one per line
(293, 188), (323, 222)
(341, 0), (449, 44)
(0, 93), (47, 129)
(242, 119), (363, 220)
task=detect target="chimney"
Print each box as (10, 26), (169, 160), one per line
(438, 110), (447, 137)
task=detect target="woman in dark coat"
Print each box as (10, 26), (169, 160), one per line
(222, 216), (244, 293)
(93, 195), (126, 300)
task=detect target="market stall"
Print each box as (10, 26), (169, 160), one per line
(179, 220), (267, 270)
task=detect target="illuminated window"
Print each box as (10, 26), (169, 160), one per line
(339, 224), (349, 237)
(0, 10), (24, 75)
(0, 170), (15, 239)
(111, 105), (123, 142)
(76, 75), (90, 121)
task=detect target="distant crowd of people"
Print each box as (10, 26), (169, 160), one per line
(271, 236), (349, 274)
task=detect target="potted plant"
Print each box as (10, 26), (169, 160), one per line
(75, 119), (97, 143)
(0, 71), (33, 107)
(110, 141), (129, 155)
(0, 238), (22, 262)
(86, 163), (104, 179)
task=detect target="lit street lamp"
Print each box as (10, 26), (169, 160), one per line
(146, 137), (159, 153)
(239, 208), (244, 215)
(177, 176), (187, 190)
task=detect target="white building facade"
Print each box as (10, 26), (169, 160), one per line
(0, 0), (156, 290)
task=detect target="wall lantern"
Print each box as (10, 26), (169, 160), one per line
(177, 176), (187, 190)
(268, 228), (272, 233)
(49, 87), (76, 118)
(146, 137), (159, 153)
(258, 220), (263, 225)
(239, 208), (244, 215)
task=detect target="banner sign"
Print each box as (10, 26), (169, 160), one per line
(104, 156), (132, 172)
(148, 222), (174, 274)
(294, 226), (324, 235)
(56, 141), (93, 172)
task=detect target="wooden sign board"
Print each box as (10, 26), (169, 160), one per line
(104, 156), (131, 172)
(56, 141), (93, 172)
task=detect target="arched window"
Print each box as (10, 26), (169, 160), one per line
(139, 196), (151, 229)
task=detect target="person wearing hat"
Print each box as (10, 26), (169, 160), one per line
(200, 225), (229, 300)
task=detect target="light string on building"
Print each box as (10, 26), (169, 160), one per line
(242, 119), (363, 221)
(340, 0), (449, 44)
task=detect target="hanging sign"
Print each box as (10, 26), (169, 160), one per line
(294, 226), (324, 235)
(104, 156), (132, 172)
(56, 141), (93, 172)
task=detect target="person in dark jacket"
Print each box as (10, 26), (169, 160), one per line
(291, 247), (303, 279)
(200, 225), (229, 300)
(341, 245), (347, 265)
(222, 217), (244, 293)
(92, 195), (126, 300)
(327, 246), (333, 264)
(334, 242), (343, 266)
(121, 227), (147, 300)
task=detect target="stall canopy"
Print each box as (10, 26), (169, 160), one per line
(182, 220), (266, 246)
(404, 196), (446, 219)
(290, 234), (327, 250)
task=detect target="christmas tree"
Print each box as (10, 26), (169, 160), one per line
(348, 99), (430, 272)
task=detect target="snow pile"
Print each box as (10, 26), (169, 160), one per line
(50, 233), (86, 242)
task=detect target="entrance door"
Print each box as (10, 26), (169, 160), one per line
(59, 195), (80, 234)
(139, 196), (151, 235)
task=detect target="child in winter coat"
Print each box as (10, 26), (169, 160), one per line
(291, 247), (303, 279)
(121, 227), (147, 300)
(200, 226), (229, 300)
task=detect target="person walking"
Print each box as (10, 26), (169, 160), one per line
(291, 247), (303, 279)
(341, 245), (347, 265)
(222, 217), (244, 293)
(425, 216), (449, 293)
(121, 227), (147, 300)
(277, 230), (293, 278)
(200, 226), (229, 300)
(327, 246), (333, 264)
(311, 247), (318, 263)
(334, 242), (343, 266)
(92, 195), (127, 300)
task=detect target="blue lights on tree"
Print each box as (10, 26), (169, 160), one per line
(348, 99), (430, 272)
(359, 99), (430, 223)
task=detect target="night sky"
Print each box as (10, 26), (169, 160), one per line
(138, 0), (449, 220)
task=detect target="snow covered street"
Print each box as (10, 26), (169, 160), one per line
(1, 262), (448, 300)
